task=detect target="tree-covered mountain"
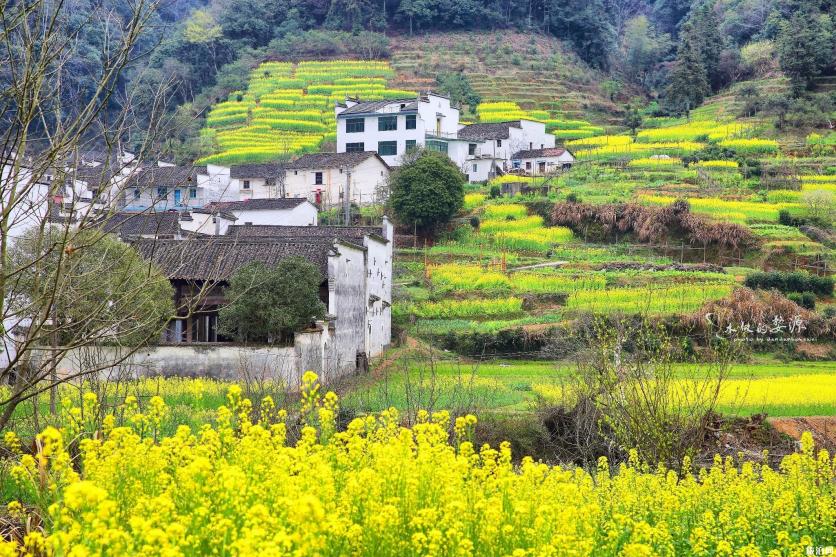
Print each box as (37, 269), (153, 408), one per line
(5, 0), (833, 160)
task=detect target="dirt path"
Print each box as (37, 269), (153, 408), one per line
(370, 336), (421, 378)
(768, 416), (836, 452)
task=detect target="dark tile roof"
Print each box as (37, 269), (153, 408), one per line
(133, 237), (341, 281)
(72, 166), (114, 188)
(126, 166), (204, 189)
(457, 121), (522, 141)
(225, 224), (384, 242)
(339, 99), (418, 116)
(511, 147), (570, 159)
(229, 163), (285, 179)
(285, 151), (386, 170)
(102, 212), (182, 239)
(190, 208), (239, 221)
(203, 198), (311, 212)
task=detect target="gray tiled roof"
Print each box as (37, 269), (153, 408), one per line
(285, 151), (385, 170)
(457, 121), (522, 141)
(102, 212), (182, 239)
(511, 147), (570, 159)
(229, 163), (285, 179)
(203, 198), (311, 212)
(133, 237), (339, 281)
(72, 166), (114, 188)
(126, 166), (204, 189)
(225, 224), (384, 242)
(339, 99), (418, 116)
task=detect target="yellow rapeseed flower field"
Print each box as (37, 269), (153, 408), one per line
(1, 373), (834, 557)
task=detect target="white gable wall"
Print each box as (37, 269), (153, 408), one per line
(231, 204), (318, 226)
(284, 157), (389, 207)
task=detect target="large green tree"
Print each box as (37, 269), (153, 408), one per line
(776, 6), (833, 95)
(218, 257), (326, 344)
(389, 149), (465, 235)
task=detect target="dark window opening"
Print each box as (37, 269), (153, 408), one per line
(346, 118), (365, 133)
(378, 141), (397, 156)
(378, 116), (397, 131)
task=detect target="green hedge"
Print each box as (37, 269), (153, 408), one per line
(744, 271), (833, 297)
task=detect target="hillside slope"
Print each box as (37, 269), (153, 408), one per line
(388, 31), (625, 124)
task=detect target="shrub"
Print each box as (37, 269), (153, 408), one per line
(744, 271), (834, 297)
(787, 292), (816, 309)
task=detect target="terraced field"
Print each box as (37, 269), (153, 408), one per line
(388, 31), (623, 123)
(198, 60), (414, 165)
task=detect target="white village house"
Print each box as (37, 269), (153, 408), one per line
(134, 218), (394, 377)
(204, 198), (318, 226)
(284, 152), (390, 206)
(511, 147), (576, 175)
(334, 93), (560, 181)
(228, 163), (285, 199)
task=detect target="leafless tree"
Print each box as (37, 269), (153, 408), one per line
(0, 0), (193, 430)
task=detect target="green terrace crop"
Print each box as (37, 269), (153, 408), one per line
(198, 60), (414, 166)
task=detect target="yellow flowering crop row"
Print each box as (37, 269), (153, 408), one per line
(627, 157), (682, 168)
(199, 60), (411, 165)
(1, 376), (833, 556)
(694, 160), (739, 169)
(636, 121), (751, 143)
(641, 195), (800, 223)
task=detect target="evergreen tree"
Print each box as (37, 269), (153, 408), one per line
(688, 1), (725, 91)
(666, 21), (710, 114)
(776, 6), (833, 95)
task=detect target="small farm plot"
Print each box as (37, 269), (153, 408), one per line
(199, 60), (414, 165)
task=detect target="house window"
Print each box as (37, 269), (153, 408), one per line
(525, 161), (532, 170)
(346, 142), (365, 152)
(530, 142), (533, 149)
(468, 143), (476, 156)
(133, 188), (140, 200)
(496, 139), (502, 147)
(378, 116), (397, 131)
(378, 141), (397, 156)
(243, 180), (250, 189)
(189, 188), (197, 199)
(156, 187), (168, 199)
(426, 139), (448, 154)
(314, 172), (323, 185)
(346, 118), (365, 133)
(405, 114), (417, 130)
(405, 139), (417, 151)
(472, 163), (478, 172)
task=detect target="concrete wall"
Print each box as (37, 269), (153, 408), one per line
(231, 204), (318, 226)
(46, 323), (338, 387)
(363, 235), (392, 358)
(328, 241), (368, 374)
(337, 111), (425, 167)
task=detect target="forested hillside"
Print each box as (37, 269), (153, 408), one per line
(8, 0), (833, 161)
